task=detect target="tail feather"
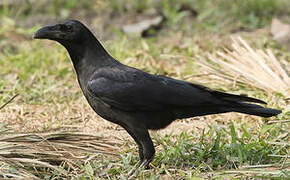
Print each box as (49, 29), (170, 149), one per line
(210, 90), (281, 117)
(211, 91), (267, 104)
(173, 88), (281, 118)
(234, 103), (281, 117)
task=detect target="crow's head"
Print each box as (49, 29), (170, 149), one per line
(33, 20), (109, 64)
(33, 20), (88, 42)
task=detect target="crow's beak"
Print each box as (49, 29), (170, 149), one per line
(33, 25), (63, 40)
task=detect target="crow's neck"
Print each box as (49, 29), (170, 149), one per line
(60, 37), (117, 78)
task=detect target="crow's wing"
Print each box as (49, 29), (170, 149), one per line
(86, 67), (218, 112)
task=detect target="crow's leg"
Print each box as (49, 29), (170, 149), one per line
(123, 124), (155, 177)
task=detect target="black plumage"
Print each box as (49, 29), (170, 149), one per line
(33, 20), (281, 169)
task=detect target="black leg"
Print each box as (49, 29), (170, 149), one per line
(138, 130), (155, 168)
(122, 125), (144, 162)
(122, 123), (155, 177)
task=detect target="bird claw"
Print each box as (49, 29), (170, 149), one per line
(139, 159), (151, 169)
(127, 159), (152, 179)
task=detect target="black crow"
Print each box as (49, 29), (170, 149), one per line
(33, 20), (281, 170)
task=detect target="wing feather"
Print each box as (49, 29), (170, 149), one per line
(86, 68), (215, 111)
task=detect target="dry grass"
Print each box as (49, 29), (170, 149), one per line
(196, 36), (290, 98)
(0, 131), (120, 178)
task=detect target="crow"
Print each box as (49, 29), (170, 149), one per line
(33, 20), (281, 170)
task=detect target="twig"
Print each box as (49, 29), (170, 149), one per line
(0, 94), (19, 110)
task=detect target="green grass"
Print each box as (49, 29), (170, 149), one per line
(0, 1), (289, 179)
(56, 119), (288, 179)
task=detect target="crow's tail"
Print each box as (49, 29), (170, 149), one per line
(211, 90), (281, 117)
(233, 103), (281, 117)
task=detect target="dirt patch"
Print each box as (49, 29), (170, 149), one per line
(1, 99), (261, 145)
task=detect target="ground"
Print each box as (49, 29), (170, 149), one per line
(0, 0), (289, 179)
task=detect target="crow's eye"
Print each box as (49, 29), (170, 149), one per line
(59, 24), (73, 32)
(66, 25), (73, 32)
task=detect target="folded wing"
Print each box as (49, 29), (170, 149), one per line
(87, 66), (267, 112)
(86, 68), (221, 111)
